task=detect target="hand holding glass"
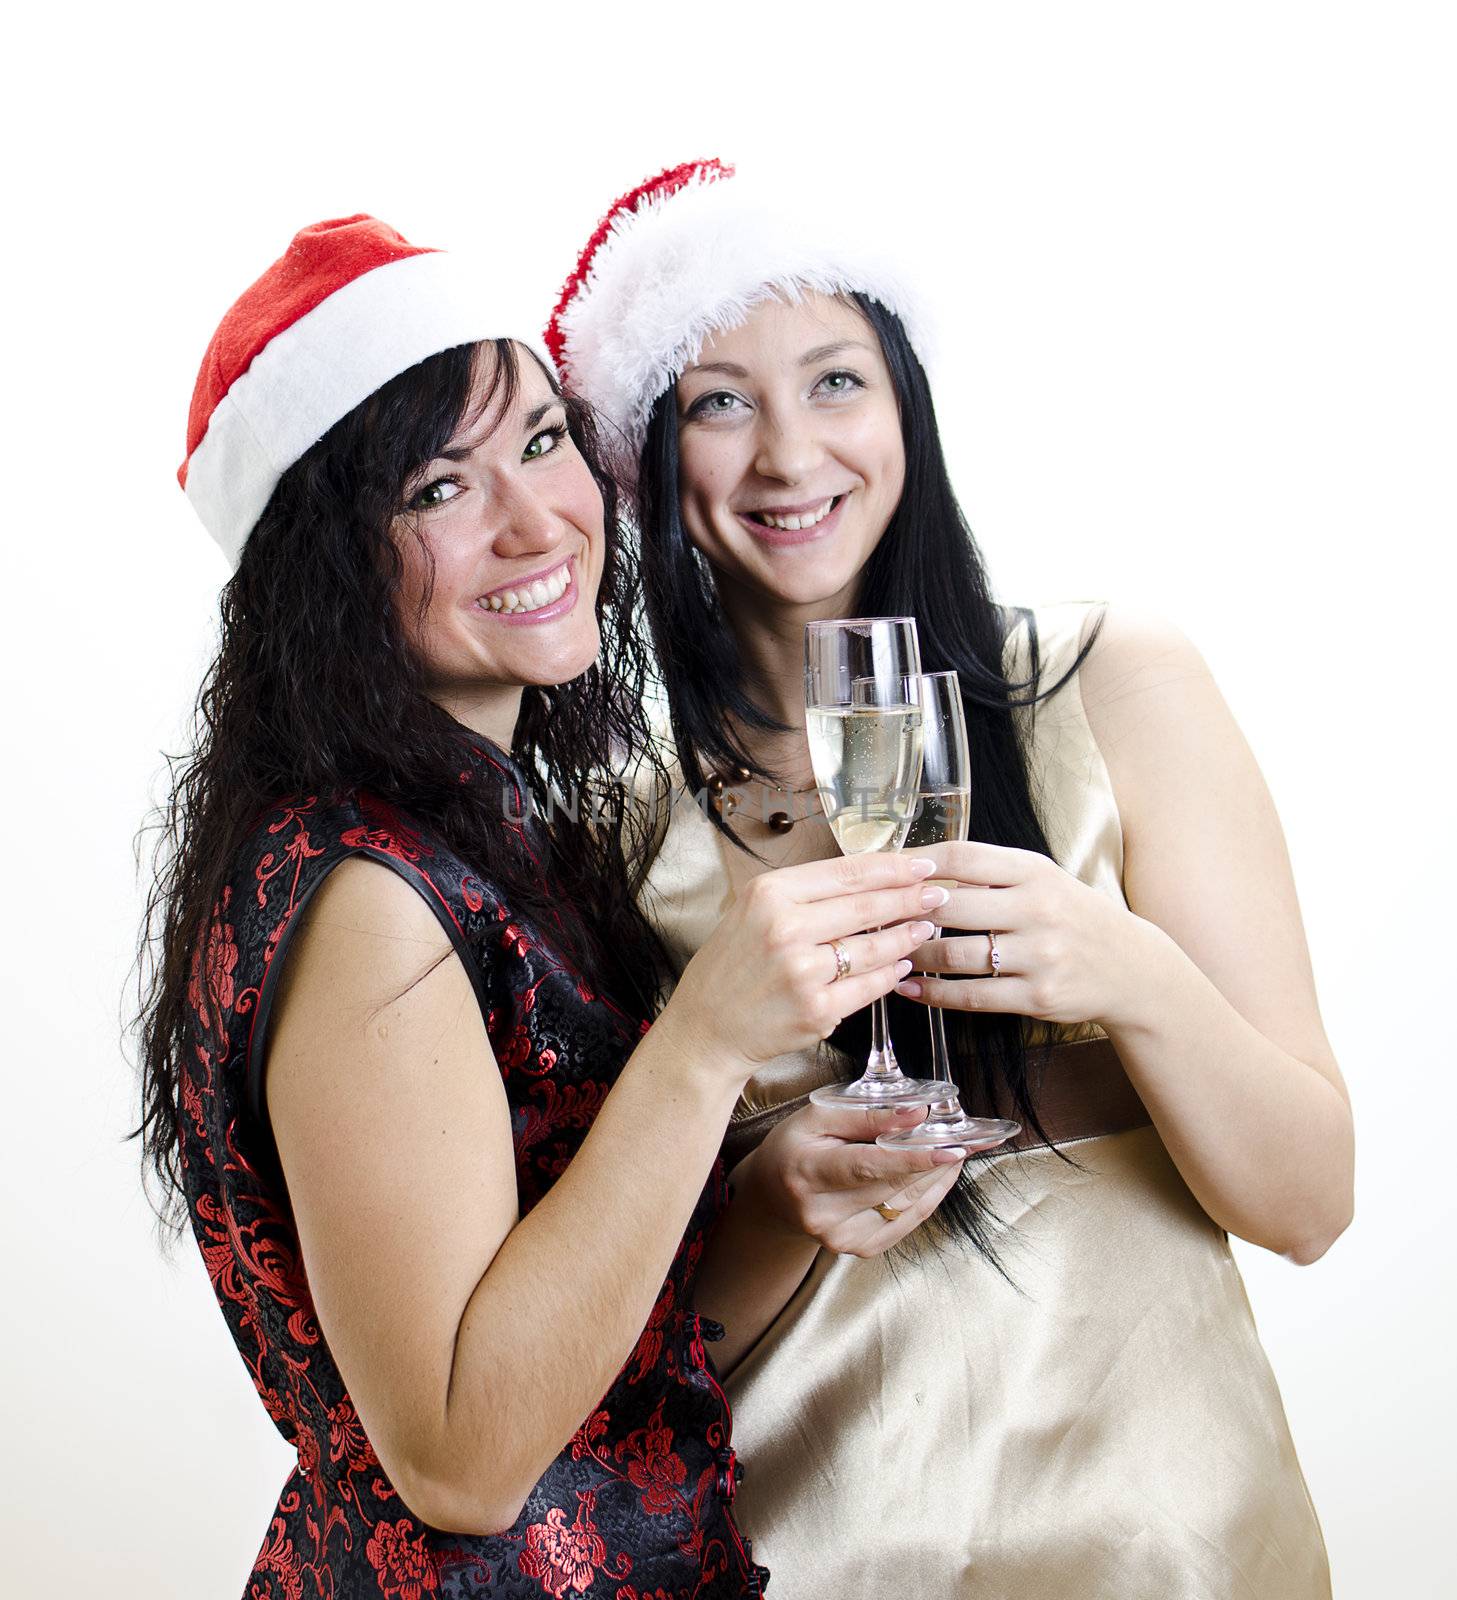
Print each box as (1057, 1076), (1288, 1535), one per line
(877, 671), (1020, 1153)
(803, 618), (948, 1110)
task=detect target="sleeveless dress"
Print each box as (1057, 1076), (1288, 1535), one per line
(180, 738), (769, 1599)
(635, 604), (1330, 1599)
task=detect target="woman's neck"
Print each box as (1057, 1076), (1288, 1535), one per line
(433, 682), (525, 752)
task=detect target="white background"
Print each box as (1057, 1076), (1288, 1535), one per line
(3, 3), (1452, 1594)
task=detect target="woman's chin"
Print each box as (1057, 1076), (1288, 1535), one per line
(715, 539), (875, 616)
(756, 569), (864, 613)
(520, 632), (602, 690)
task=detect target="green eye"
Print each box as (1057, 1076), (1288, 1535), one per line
(408, 477), (461, 512)
(687, 390), (746, 421)
(525, 423), (568, 460)
(816, 370), (863, 397)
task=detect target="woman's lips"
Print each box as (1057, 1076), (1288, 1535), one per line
(473, 557), (580, 626)
(735, 494), (848, 547)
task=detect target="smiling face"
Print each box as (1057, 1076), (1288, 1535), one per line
(673, 292), (905, 621)
(392, 344), (606, 745)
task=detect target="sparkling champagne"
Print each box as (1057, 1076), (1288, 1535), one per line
(904, 788), (971, 850)
(805, 704), (924, 855)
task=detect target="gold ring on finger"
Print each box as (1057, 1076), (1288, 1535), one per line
(988, 929), (1003, 977)
(828, 938), (852, 984)
(873, 1201), (904, 1222)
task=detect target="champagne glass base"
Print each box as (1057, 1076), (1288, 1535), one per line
(876, 1110), (1022, 1152)
(809, 1076), (950, 1110)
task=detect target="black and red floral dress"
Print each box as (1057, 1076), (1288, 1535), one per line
(180, 743), (768, 1599)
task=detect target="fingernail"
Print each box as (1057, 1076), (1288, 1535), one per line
(908, 858), (938, 877)
(935, 1147), (968, 1161)
(909, 920), (936, 942)
(896, 979), (922, 998)
(920, 885), (950, 908)
(894, 959), (913, 979)
(893, 1104), (924, 1118)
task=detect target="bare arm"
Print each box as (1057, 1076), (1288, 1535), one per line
(266, 859), (742, 1536)
(1080, 607), (1353, 1260)
(904, 609), (1354, 1263)
(266, 851), (941, 1534)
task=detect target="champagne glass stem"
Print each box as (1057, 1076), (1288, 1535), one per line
(867, 987), (899, 1078)
(924, 928), (961, 1114)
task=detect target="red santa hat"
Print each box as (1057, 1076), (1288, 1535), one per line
(180, 214), (533, 566)
(546, 159), (935, 471)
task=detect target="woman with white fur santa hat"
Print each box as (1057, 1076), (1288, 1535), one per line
(549, 160), (1342, 1597)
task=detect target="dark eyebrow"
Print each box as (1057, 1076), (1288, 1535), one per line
(682, 360), (750, 380)
(799, 340), (874, 365)
(438, 398), (563, 461)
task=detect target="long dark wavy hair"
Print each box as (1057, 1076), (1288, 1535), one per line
(635, 292), (1102, 1261)
(134, 339), (671, 1230)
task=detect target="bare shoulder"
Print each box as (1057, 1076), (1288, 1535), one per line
(1076, 605), (1216, 724)
(1075, 606), (1258, 830)
(265, 852), (501, 1174)
(269, 855), (464, 1070)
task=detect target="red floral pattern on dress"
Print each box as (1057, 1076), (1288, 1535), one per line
(189, 888), (239, 1032)
(181, 779), (760, 1598)
(296, 1418), (321, 1486)
(367, 1518), (441, 1599)
(328, 1396), (378, 1472)
(629, 1282), (676, 1385)
(519, 1492), (612, 1597)
(617, 1404), (689, 1515)
(252, 1516), (306, 1600)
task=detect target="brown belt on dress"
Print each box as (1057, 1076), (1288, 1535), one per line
(720, 1035), (1150, 1171)
(960, 1034), (1151, 1151)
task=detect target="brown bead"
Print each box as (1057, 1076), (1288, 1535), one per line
(706, 772), (727, 796)
(767, 812), (794, 834)
(718, 792), (739, 817)
(731, 765), (753, 783)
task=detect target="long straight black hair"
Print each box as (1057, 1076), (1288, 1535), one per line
(635, 292), (1101, 1259)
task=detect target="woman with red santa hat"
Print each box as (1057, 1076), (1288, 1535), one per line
(137, 213), (965, 1597)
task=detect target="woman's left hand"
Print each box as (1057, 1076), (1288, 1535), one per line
(894, 840), (1163, 1028)
(737, 1099), (968, 1259)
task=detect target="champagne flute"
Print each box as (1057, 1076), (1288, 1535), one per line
(804, 618), (947, 1110)
(877, 671), (1020, 1153)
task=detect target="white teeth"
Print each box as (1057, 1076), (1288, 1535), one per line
(753, 497), (835, 532)
(483, 561), (572, 615)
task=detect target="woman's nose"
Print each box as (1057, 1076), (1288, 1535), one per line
(752, 410), (824, 485)
(487, 476), (568, 557)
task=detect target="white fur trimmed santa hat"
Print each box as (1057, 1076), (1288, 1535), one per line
(545, 159), (935, 472)
(180, 214), (536, 567)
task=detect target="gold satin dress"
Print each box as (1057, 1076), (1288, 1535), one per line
(638, 603), (1330, 1599)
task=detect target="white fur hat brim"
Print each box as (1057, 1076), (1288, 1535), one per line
(548, 162), (935, 474)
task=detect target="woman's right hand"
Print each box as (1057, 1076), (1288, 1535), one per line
(664, 853), (949, 1072)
